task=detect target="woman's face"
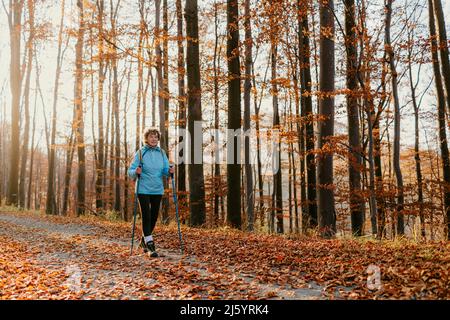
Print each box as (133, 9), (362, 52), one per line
(147, 133), (159, 147)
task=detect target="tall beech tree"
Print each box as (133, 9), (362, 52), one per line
(317, 0), (336, 238)
(185, 0), (206, 226)
(226, 0), (241, 229)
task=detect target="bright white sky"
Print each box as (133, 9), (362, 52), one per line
(0, 0), (450, 159)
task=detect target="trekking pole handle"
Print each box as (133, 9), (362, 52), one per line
(136, 164), (142, 178)
(169, 163), (174, 179)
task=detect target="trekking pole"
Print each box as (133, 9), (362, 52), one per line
(170, 164), (184, 254)
(130, 145), (143, 256)
(130, 166), (141, 256)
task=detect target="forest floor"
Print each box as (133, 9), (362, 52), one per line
(0, 209), (448, 300)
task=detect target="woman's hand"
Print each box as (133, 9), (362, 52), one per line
(169, 166), (175, 175)
(135, 166), (142, 175)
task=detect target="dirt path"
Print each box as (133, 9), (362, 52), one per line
(0, 211), (327, 300)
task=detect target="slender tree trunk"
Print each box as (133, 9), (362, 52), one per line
(185, 0), (206, 226)
(244, 0), (254, 231)
(286, 101), (292, 234)
(109, 1), (121, 212)
(226, 0), (242, 229)
(136, 0), (144, 151)
(74, 0), (86, 216)
(412, 89), (425, 238)
(385, 0), (404, 235)
(317, 0), (336, 238)
(154, 1), (167, 221)
(252, 61), (265, 227)
(27, 89), (37, 210)
(358, 0), (378, 236)
(374, 84), (386, 236)
(154, 1), (169, 223)
(47, 0), (66, 215)
(0, 94), (5, 201)
(289, 99), (299, 233)
(344, 0), (364, 236)
(372, 30), (390, 239)
(142, 52), (152, 132)
(429, 0), (450, 240)
(299, 1), (317, 230)
(287, 11), (302, 234)
(123, 59), (132, 221)
(62, 132), (75, 215)
(34, 154), (40, 209)
(95, 0), (106, 211)
(213, 1), (221, 226)
(6, 0), (24, 206)
(19, 0), (34, 208)
(155, 0), (165, 147)
(176, 0), (187, 223)
(151, 67), (156, 127)
(407, 38), (425, 238)
(112, 47), (121, 213)
(103, 68), (111, 201)
(433, 0), (450, 116)
(292, 60), (306, 234)
(161, 0), (170, 223)
(162, 0), (169, 150)
(271, 41), (283, 234)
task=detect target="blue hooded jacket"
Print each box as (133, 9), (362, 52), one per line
(128, 144), (170, 195)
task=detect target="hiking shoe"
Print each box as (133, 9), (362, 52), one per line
(146, 241), (159, 258)
(139, 236), (149, 253)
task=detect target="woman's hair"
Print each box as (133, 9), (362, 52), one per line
(143, 127), (161, 140)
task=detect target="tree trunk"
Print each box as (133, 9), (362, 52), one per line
(27, 86), (37, 210)
(6, 0), (24, 206)
(185, 0), (206, 226)
(226, 0), (242, 229)
(46, 0), (66, 215)
(407, 28), (425, 238)
(161, 0), (170, 224)
(34, 155), (41, 209)
(251, 56), (265, 227)
(289, 99), (299, 233)
(298, 1), (317, 230)
(155, 0), (170, 222)
(344, 0), (364, 236)
(433, 0), (450, 116)
(0, 94), (5, 201)
(95, 0), (106, 212)
(385, 0), (404, 235)
(155, 0), (164, 147)
(136, 0), (144, 151)
(244, 0), (254, 231)
(317, 0), (336, 238)
(19, 0), (35, 208)
(358, 0), (378, 236)
(109, 91), (115, 210)
(123, 59), (132, 221)
(142, 52), (152, 132)
(74, 0), (86, 216)
(176, 0), (187, 224)
(108, 1), (121, 213)
(213, 1), (222, 226)
(62, 132), (75, 215)
(271, 41), (283, 234)
(111, 21), (121, 213)
(429, 0), (450, 240)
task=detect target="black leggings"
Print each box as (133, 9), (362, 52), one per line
(138, 194), (162, 237)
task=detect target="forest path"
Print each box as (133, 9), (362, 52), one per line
(0, 210), (325, 300)
(2, 210), (448, 300)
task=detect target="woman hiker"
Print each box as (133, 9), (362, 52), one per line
(128, 128), (174, 257)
